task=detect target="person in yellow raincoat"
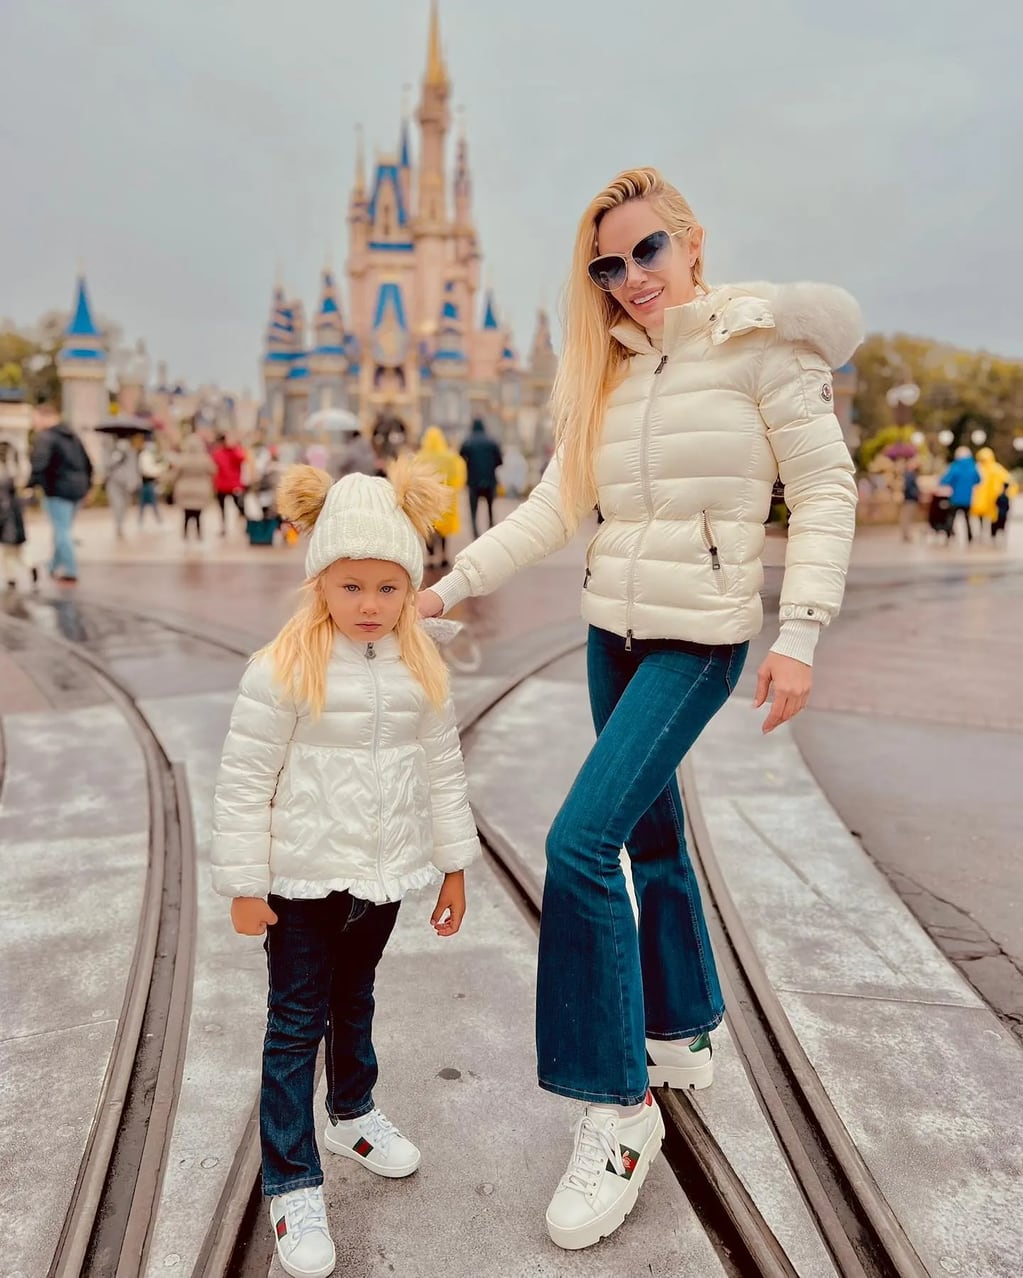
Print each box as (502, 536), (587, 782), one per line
(971, 447), (1018, 537)
(417, 426), (466, 568)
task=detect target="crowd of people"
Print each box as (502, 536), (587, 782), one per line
(0, 405), (511, 591)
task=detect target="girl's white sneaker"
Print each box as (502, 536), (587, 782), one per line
(646, 1031), (714, 1090)
(268, 1185), (335, 1278)
(323, 1106), (421, 1178)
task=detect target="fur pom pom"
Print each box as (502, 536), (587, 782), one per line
(387, 453), (452, 540)
(276, 465), (333, 532)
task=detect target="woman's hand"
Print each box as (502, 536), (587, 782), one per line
(431, 871), (466, 937)
(417, 589), (443, 619)
(754, 652), (812, 734)
(231, 896), (279, 936)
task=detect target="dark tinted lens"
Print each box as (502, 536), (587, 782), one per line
(632, 230), (672, 271)
(587, 255), (627, 292)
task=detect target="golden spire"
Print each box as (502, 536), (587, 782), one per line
(425, 0), (448, 87)
(354, 124), (366, 198)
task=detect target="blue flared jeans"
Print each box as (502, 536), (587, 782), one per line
(535, 626), (747, 1106)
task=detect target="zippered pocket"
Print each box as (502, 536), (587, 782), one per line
(700, 511), (726, 593)
(583, 526), (601, 589)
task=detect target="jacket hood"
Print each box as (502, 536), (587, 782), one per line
(612, 281), (864, 371)
(421, 426), (451, 455)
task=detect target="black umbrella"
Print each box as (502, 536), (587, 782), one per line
(94, 417), (154, 439)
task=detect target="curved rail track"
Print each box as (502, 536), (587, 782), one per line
(0, 593), (932, 1278)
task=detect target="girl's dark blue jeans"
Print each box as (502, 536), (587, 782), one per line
(260, 890), (400, 1196)
(535, 626), (747, 1106)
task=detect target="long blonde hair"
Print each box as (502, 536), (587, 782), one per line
(552, 167), (707, 527)
(259, 457), (450, 715)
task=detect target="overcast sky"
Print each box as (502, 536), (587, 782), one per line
(2, 0), (1020, 394)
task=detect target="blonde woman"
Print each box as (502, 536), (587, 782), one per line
(211, 457), (479, 1278)
(419, 167), (861, 1250)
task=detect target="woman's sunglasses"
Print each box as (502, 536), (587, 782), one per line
(587, 229), (683, 293)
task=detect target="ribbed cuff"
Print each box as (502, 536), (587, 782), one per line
(430, 568), (473, 615)
(769, 619), (822, 667)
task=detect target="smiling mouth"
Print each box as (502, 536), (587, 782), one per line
(629, 287), (664, 308)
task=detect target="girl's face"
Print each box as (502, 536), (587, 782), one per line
(593, 198), (703, 332)
(321, 559), (410, 643)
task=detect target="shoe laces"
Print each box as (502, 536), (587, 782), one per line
(562, 1114), (620, 1194)
(280, 1186), (329, 1243)
(360, 1107), (399, 1151)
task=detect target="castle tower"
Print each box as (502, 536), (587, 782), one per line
(428, 281), (469, 436)
(414, 0), (451, 334)
(307, 266), (348, 415)
(117, 338), (150, 416)
(262, 285), (294, 435)
(58, 276), (108, 451)
(451, 120), (481, 352)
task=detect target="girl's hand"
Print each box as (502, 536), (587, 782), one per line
(231, 896), (279, 935)
(754, 652), (812, 734)
(417, 589), (444, 619)
(431, 871), (466, 937)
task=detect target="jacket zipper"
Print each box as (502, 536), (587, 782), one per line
(366, 644), (386, 895)
(624, 353), (668, 652)
(701, 510), (725, 590)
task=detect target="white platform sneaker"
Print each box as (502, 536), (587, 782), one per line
(323, 1106), (421, 1178)
(546, 1090), (665, 1250)
(646, 1031), (714, 1090)
(268, 1185), (336, 1278)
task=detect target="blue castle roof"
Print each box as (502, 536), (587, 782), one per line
(482, 291), (499, 330)
(66, 277), (101, 338)
(368, 162), (409, 230)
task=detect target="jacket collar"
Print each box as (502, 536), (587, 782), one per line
(610, 281), (864, 369)
(333, 632), (400, 662)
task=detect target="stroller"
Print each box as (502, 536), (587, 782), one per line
(927, 490), (952, 536)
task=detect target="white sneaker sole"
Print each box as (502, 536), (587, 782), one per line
(322, 1126), (421, 1178)
(546, 1107), (666, 1251)
(267, 1203), (336, 1278)
(647, 1057), (714, 1090)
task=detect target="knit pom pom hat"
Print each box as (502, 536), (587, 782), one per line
(276, 453), (451, 588)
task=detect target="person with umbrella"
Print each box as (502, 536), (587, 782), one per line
(105, 433), (142, 539)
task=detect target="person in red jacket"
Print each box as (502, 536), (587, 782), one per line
(210, 434), (247, 534)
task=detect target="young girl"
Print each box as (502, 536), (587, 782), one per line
(211, 456), (480, 1278)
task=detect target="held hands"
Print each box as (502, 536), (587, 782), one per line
(753, 652), (812, 735)
(231, 896), (278, 935)
(417, 589), (443, 619)
(431, 871), (466, 937)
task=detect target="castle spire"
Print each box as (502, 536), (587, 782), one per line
(353, 124), (367, 199)
(66, 276), (101, 339)
(425, 0), (448, 88)
(453, 112), (472, 227)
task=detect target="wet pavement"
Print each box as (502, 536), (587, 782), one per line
(3, 496), (1023, 1275)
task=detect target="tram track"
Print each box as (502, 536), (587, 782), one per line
(1, 590), (935, 1277)
(0, 612), (197, 1278)
(469, 658), (929, 1278)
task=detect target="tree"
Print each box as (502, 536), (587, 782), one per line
(853, 333), (1023, 466)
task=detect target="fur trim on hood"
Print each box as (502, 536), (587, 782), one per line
(612, 281), (864, 370)
(723, 281), (864, 369)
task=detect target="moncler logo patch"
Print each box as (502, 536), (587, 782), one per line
(821, 383), (834, 403)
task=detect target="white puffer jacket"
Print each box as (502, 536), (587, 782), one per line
(210, 634), (480, 903)
(437, 283), (861, 647)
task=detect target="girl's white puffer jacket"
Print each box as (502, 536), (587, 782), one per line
(210, 634), (480, 903)
(440, 283), (861, 646)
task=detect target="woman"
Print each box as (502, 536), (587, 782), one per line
(105, 436), (141, 539)
(417, 426), (466, 568)
(169, 434), (217, 541)
(419, 168), (860, 1251)
(970, 446), (1017, 538)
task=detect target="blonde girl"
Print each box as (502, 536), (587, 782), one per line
(211, 456), (480, 1278)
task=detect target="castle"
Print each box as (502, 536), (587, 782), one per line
(260, 1), (557, 448)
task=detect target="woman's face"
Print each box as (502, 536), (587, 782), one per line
(595, 198), (703, 331)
